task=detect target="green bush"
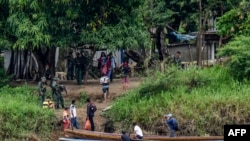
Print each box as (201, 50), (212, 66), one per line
(0, 85), (57, 140)
(107, 66), (250, 136)
(79, 91), (89, 105)
(218, 36), (250, 81)
(0, 68), (9, 88)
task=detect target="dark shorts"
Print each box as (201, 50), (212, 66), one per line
(102, 87), (109, 93)
(136, 135), (143, 139)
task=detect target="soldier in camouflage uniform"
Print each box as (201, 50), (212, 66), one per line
(81, 51), (88, 83)
(75, 52), (83, 85)
(38, 77), (47, 107)
(51, 77), (65, 109)
(65, 51), (75, 80)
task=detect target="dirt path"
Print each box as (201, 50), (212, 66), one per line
(51, 77), (141, 139)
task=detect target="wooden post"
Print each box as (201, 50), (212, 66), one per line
(197, 0), (202, 67)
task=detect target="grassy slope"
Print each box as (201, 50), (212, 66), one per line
(107, 66), (250, 136)
(0, 85), (57, 141)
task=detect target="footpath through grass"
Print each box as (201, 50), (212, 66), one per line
(0, 85), (57, 141)
(107, 66), (250, 136)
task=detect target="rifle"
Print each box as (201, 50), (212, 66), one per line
(59, 85), (68, 95)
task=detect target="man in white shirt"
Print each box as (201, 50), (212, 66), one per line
(133, 122), (143, 139)
(70, 100), (79, 129)
(100, 73), (109, 102)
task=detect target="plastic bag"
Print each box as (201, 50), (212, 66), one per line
(84, 119), (91, 130)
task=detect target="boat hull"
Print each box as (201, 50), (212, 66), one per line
(65, 129), (224, 141)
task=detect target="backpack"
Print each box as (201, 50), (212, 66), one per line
(173, 119), (179, 131)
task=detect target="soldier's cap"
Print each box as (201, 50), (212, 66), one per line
(41, 77), (46, 80)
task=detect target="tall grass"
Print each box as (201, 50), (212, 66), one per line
(107, 66), (250, 136)
(0, 85), (57, 140)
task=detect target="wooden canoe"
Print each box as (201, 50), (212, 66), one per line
(65, 129), (224, 141)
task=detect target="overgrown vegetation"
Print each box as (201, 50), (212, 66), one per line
(79, 91), (89, 106)
(0, 85), (57, 140)
(107, 66), (250, 136)
(218, 36), (250, 81)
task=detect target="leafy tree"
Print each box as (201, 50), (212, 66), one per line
(218, 36), (250, 80)
(217, 0), (250, 36)
(0, 0), (149, 79)
(0, 0), (244, 79)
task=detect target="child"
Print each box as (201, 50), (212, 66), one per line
(63, 107), (70, 136)
(120, 61), (131, 91)
(43, 96), (55, 109)
(100, 73), (109, 102)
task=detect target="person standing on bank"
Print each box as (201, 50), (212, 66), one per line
(70, 100), (79, 129)
(100, 73), (109, 102)
(165, 113), (178, 137)
(65, 51), (75, 80)
(133, 122), (143, 139)
(87, 98), (97, 131)
(75, 52), (83, 85)
(173, 51), (182, 68)
(43, 64), (52, 86)
(120, 61), (131, 91)
(107, 53), (115, 82)
(80, 51), (88, 84)
(38, 77), (47, 107)
(98, 52), (107, 75)
(51, 77), (65, 109)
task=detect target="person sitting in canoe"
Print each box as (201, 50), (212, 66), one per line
(121, 130), (130, 141)
(133, 122), (143, 139)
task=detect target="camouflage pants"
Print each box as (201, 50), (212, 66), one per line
(52, 91), (64, 109)
(75, 68), (83, 85)
(67, 66), (74, 80)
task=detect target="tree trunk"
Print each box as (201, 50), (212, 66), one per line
(218, 3), (224, 48)
(155, 27), (165, 61)
(124, 50), (144, 67)
(47, 47), (56, 77)
(7, 47), (56, 81)
(143, 48), (152, 69)
(197, 0), (203, 67)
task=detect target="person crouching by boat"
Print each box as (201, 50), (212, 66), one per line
(165, 113), (178, 137)
(43, 96), (55, 109)
(63, 107), (71, 136)
(133, 122), (143, 140)
(121, 130), (130, 141)
(70, 100), (80, 129)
